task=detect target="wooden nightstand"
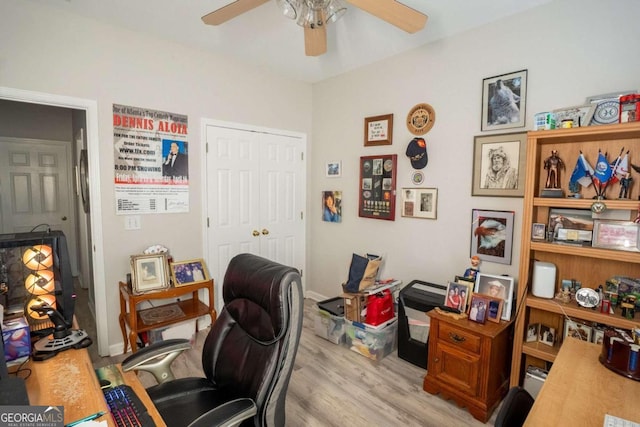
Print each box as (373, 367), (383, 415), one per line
(423, 309), (513, 423)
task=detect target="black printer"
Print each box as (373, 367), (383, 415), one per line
(397, 280), (448, 369)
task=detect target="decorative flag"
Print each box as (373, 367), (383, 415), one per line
(569, 152), (594, 188)
(593, 150), (612, 187)
(610, 150), (629, 184)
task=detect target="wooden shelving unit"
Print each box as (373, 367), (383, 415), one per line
(510, 121), (640, 386)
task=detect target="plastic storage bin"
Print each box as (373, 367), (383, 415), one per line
(314, 297), (345, 345)
(345, 317), (398, 361)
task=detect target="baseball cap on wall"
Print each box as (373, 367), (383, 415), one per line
(406, 137), (428, 169)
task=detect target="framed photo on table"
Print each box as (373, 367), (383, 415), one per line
(469, 295), (489, 324)
(474, 273), (515, 321)
(170, 258), (211, 287)
(359, 155), (397, 221)
(444, 281), (471, 313)
(481, 69), (527, 131)
(470, 209), (515, 265)
(486, 297), (504, 323)
(130, 253), (171, 294)
(401, 188), (437, 219)
(472, 132), (526, 197)
(364, 114), (393, 146)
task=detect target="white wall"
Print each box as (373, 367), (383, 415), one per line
(307, 0), (640, 299)
(1, 0), (312, 353)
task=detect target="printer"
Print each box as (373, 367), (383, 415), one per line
(397, 280), (448, 369)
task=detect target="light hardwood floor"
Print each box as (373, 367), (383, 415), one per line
(77, 287), (499, 426)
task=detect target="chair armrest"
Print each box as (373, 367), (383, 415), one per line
(188, 398), (257, 427)
(121, 338), (192, 384)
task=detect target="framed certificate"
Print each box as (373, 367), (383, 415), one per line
(364, 114), (393, 146)
(592, 220), (640, 252)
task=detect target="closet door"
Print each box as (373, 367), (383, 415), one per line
(205, 122), (305, 312)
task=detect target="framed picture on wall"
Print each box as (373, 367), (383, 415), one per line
(470, 209), (515, 265)
(481, 69), (528, 131)
(359, 155), (397, 221)
(401, 188), (437, 219)
(364, 114), (393, 146)
(471, 132), (527, 197)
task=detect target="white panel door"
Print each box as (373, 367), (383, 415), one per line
(0, 138), (78, 272)
(205, 123), (305, 313)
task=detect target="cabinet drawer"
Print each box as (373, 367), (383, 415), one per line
(438, 322), (481, 354)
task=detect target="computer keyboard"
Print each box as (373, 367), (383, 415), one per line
(103, 384), (156, 427)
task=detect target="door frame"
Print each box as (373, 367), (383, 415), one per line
(0, 86), (108, 356)
(200, 118), (307, 306)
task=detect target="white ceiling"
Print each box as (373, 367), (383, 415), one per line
(29, 0), (552, 83)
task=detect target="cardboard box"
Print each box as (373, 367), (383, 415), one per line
(342, 292), (368, 322)
(344, 317), (397, 361)
(2, 316), (30, 363)
(314, 308), (345, 345)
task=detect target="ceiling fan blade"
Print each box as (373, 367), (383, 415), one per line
(345, 0), (427, 33)
(304, 26), (327, 56)
(201, 0), (270, 25)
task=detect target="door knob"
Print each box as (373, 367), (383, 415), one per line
(61, 216), (67, 221)
(252, 230), (260, 237)
(261, 229), (269, 235)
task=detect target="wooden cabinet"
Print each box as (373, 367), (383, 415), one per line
(510, 122), (640, 387)
(423, 310), (513, 423)
(119, 280), (216, 353)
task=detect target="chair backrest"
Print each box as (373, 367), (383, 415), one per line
(202, 253), (303, 427)
(494, 386), (535, 427)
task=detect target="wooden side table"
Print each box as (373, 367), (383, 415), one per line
(423, 309), (513, 423)
(119, 279), (216, 353)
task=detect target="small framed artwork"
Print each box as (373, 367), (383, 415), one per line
(364, 114), (393, 146)
(469, 295), (489, 324)
(130, 253), (171, 294)
(444, 282), (471, 313)
(474, 273), (515, 321)
(471, 209), (515, 265)
(552, 104), (596, 128)
(592, 327), (605, 345)
(401, 188), (437, 219)
(592, 220), (640, 252)
(564, 319), (592, 342)
(170, 258), (211, 287)
(359, 155), (396, 221)
(486, 297), (504, 323)
(532, 223), (546, 240)
(526, 323), (540, 342)
(472, 132), (527, 197)
(538, 324), (555, 347)
(481, 69), (528, 132)
(326, 161), (341, 178)
(322, 191), (342, 223)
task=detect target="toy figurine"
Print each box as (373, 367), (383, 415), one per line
(464, 256), (480, 280)
(619, 172), (633, 199)
(544, 150), (565, 189)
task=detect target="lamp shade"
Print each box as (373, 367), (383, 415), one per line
(24, 270), (55, 295)
(22, 245), (53, 270)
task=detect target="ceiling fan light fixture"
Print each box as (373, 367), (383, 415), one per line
(276, 0), (301, 20)
(324, 0), (347, 24)
(296, 4), (324, 28)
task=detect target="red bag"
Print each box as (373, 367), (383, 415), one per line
(365, 290), (394, 326)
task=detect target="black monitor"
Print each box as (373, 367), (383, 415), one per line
(0, 230), (75, 337)
(0, 320), (29, 405)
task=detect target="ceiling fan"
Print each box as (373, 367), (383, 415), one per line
(201, 0), (428, 56)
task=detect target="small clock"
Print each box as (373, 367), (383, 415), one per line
(576, 288), (600, 308)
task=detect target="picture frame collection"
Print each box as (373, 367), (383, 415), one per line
(447, 271), (515, 325)
(130, 254), (211, 294)
(526, 318), (607, 349)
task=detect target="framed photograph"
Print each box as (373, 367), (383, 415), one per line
(564, 319), (592, 342)
(322, 190), (342, 223)
(359, 155), (396, 221)
(364, 114), (393, 146)
(170, 258), (211, 287)
(592, 220), (640, 252)
(538, 324), (556, 347)
(472, 132), (526, 197)
(469, 295), (489, 324)
(444, 282), (471, 313)
(548, 208), (593, 242)
(471, 209), (515, 265)
(586, 90), (636, 126)
(474, 273), (515, 321)
(593, 327), (605, 345)
(481, 69), (527, 131)
(532, 223), (546, 240)
(455, 275), (476, 289)
(552, 104), (596, 128)
(486, 297), (504, 323)
(401, 188), (437, 219)
(130, 253), (170, 294)
(326, 161), (341, 178)
(526, 323), (540, 342)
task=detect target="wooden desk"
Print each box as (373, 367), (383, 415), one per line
(525, 337), (640, 426)
(119, 279), (216, 353)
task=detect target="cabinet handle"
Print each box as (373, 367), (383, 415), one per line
(449, 333), (466, 343)
(252, 230), (260, 237)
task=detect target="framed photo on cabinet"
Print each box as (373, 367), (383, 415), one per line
(474, 273), (515, 321)
(359, 155), (397, 221)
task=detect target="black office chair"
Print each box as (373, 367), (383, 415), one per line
(122, 253), (304, 427)
(494, 386), (535, 427)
